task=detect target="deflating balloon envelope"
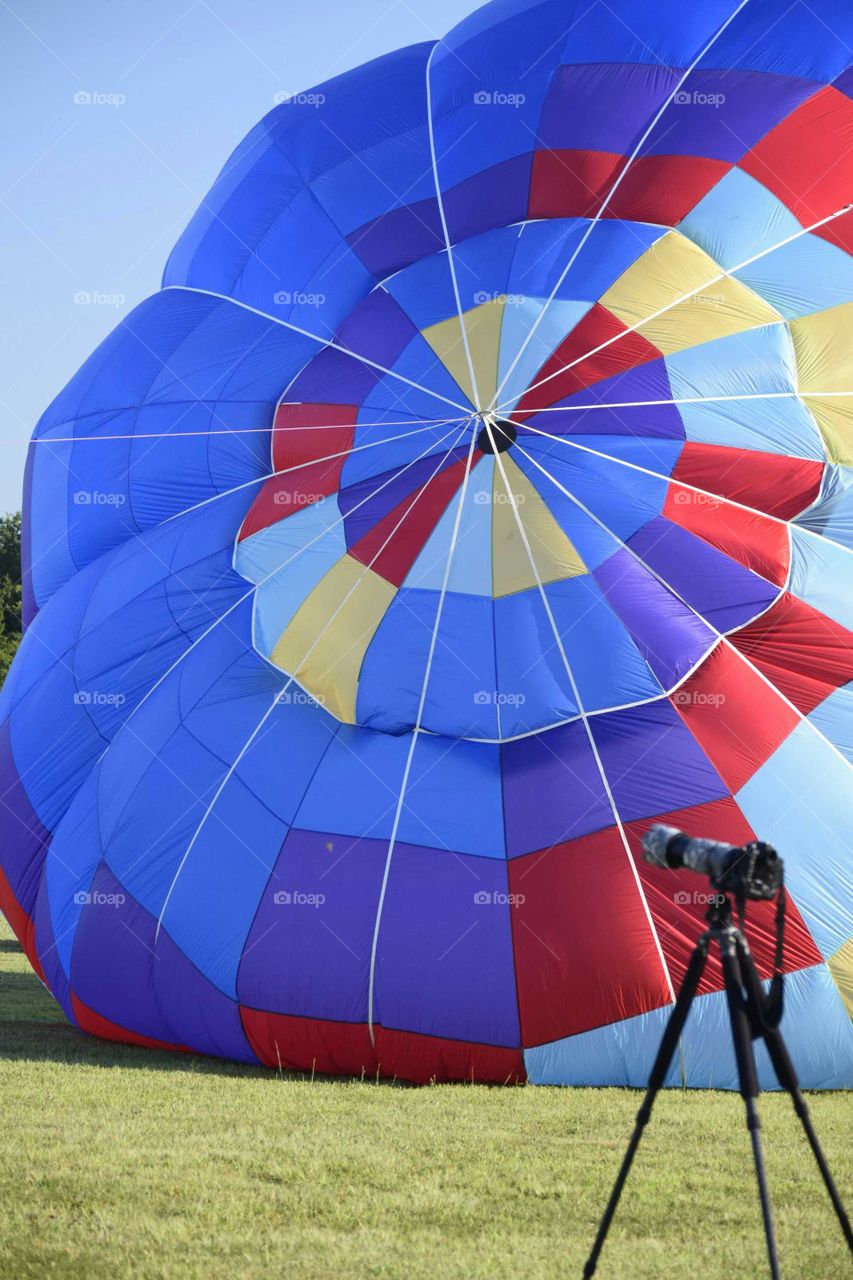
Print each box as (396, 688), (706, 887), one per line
(2, 0), (853, 1086)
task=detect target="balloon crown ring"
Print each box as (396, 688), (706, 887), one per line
(476, 415), (517, 455)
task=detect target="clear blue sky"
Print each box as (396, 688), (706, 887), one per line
(0, 0), (481, 514)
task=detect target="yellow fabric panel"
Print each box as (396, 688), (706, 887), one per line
(270, 555), (395, 723)
(491, 456), (586, 597)
(802, 396), (853, 464)
(790, 301), (853, 391)
(422, 300), (505, 405)
(791, 304), (853, 462)
(827, 936), (853, 1018)
(601, 229), (781, 356)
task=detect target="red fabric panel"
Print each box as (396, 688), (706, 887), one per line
(240, 1008), (524, 1083)
(373, 1027), (525, 1084)
(0, 862), (44, 982)
(507, 826), (671, 1047)
(241, 1007), (377, 1076)
(671, 642), (798, 791)
(528, 149), (729, 225)
(663, 483), (789, 586)
(349, 454), (469, 586)
(672, 443), (824, 521)
(740, 86), (853, 254)
(729, 591), (853, 715)
(272, 402), (358, 473)
(238, 460), (344, 541)
(71, 994), (187, 1053)
(514, 304), (662, 419)
(528, 148), (623, 219)
(625, 798), (823, 997)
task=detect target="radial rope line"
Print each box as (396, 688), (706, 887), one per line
(105, 419), (469, 767)
(165, 284), (472, 415)
(517, 420), (853, 559)
(508, 390), (853, 417)
(154, 420), (473, 942)
(24, 416), (462, 449)
(366, 420), (481, 1047)
(425, 41), (481, 413)
(496, 202), (853, 415)
(156, 418), (465, 528)
(513, 436), (853, 778)
(488, 0), (752, 412)
(484, 417), (676, 1004)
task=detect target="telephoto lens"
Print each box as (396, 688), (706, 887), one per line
(642, 824), (782, 901)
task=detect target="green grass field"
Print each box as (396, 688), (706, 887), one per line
(1, 917), (850, 1280)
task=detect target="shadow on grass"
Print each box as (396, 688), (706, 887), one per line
(0, 940), (414, 1086)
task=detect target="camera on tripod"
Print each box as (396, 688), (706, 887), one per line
(642, 824), (783, 902)
(585, 825), (853, 1280)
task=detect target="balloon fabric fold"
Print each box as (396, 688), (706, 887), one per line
(3, 0), (853, 1086)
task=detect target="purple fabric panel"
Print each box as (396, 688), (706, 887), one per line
(34, 880), (74, 1024)
(374, 844), (520, 1046)
(502, 720), (611, 858)
(0, 717), (50, 910)
(71, 863), (258, 1062)
(535, 358), (684, 440)
(594, 547), (714, 689)
(832, 66), (853, 99)
(538, 63), (678, 154)
(287, 345), (381, 404)
(628, 516), (778, 632)
(643, 70), (819, 161)
(347, 195), (443, 277)
(339, 445), (467, 548)
(591, 699), (729, 818)
(237, 827), (387, 1022)
(444, 152), (533, 244)
(336, 289), (420, 369)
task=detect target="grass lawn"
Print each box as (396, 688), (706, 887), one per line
(1, 918), (850, 1279)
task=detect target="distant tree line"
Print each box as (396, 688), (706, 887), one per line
(0, 512), (22, 682)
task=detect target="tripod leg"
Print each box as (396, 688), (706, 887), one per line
(737, 942), (853, 1256)
(583, 937), (710, 1278)
(720, 936), (780, 1280)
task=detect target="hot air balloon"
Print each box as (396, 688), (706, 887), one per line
(2, 0), (852, 1087)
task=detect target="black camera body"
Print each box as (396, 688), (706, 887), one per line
(643, 824), (783, 902)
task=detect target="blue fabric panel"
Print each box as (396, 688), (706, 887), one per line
(810, 682), (853, 763)
(736, 722), (853, 959)
(358, 589), (500, 739)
